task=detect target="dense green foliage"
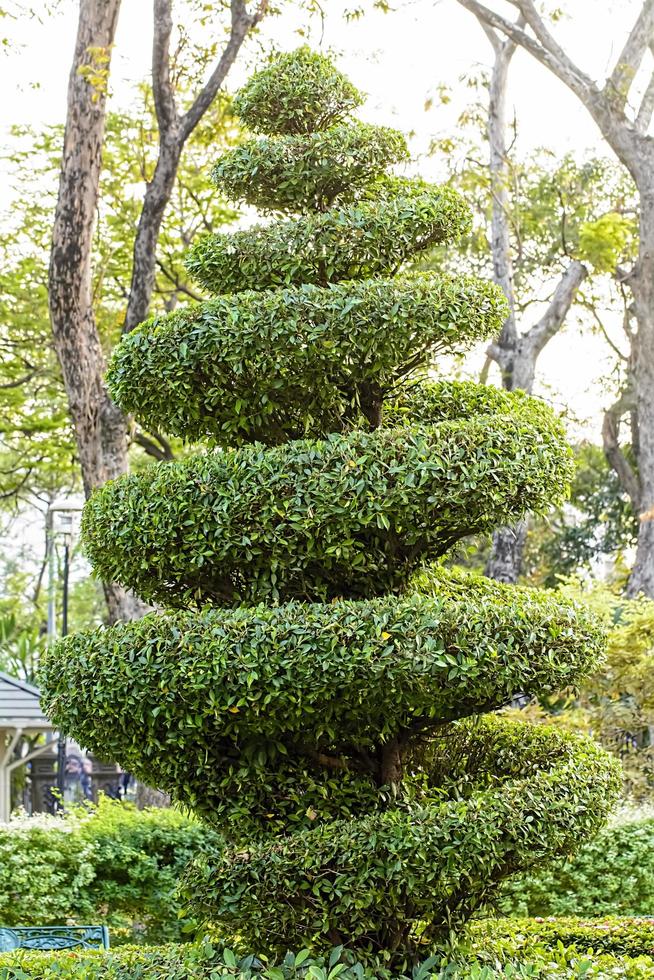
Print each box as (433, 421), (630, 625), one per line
(213, 121), (408, 213)
(184, 178), (471, 294)
(184, 718), (616, 954)
(232, 47), (364, 135)
(0, 800), (220, 944)
(4, 920), (654, 979)
(106, 278), (507, 444)
(500, 808), (654, 918)
(41, 49), (618, 963)
(40, 570), (606, 833)
(80, 384), (572, 608)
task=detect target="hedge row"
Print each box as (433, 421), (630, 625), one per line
(500, 808), (654, 918)
(40, 567), (605, 835)
(79, 386), (572, 608)
(212, 121), (408, 213)
(0, 800), (220, 944)
(106, 275), (507, 445)
(184, 178), (471, 294)
(4, 920), (654, 978)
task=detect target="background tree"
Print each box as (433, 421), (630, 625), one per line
(49, 0), (268, 621)
(426, 75), (636, 584)
(455, 0), (654, 597)
(42, 48), (619, 963)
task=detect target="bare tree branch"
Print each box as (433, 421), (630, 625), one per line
(457, 0), (597, 105)
(180, 0), (268, 141)
(607, 0), (654, 109)
(602, 388), (641, 511)
(152, 0), (177, 133)
(124, 0), (269, 335)
(485, 20), (520, 369)
(636, 48), (654, 132)
(526, 260), (587, 357)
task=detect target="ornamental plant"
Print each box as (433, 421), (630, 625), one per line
(40, 48), (621, 965)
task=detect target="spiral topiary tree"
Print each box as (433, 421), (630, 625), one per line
(41, 48), (621, 964)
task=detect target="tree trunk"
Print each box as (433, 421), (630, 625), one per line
(454, 0), (654, 597)
(485, 521), (528, 583)
(625, 183), (654, 595)
(124, 136), (182, 333)
(48, 0), (143, 622)
(479, 29), (586, 583)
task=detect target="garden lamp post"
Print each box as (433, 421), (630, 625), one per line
(46, 497), (83, 805)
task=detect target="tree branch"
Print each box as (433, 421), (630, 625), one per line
(602, 387), (641, 511)
(636, 47), (654, 132)
(607, 0), (654, 110)
(485, 22), (521, 358)
(179, 0), (266, 141)
(457, 0), (598, 106)
(152, 0), (177, 134)
(525, 259), (587, 357)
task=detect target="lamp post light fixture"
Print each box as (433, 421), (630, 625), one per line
(46, 496), (83, 807)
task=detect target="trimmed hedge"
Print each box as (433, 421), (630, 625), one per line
(499, 809), (654, 918)
(41, 48), (618, 964)
(0, 800), (220, 944)
(78, 387), (572, 608)
(233, 47), (364, 135)
(106, 276), (507, 445)
(183, 718), (619, 954)
(212, 121), (408, 213)
(184, 178), (471, 295)
(4, 922), (654, 978)
(470, 916), (654, 963)
(40, 567), (605, 835)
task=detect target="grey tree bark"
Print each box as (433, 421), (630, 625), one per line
(124, 0), (269, 333)
(469, 14), (587, 582)
(48, 0), (140, 623)
(457, 0), (654, 597)
(49, 0), (268, 622)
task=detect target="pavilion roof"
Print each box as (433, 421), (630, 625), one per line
(0, 672), (53, 731)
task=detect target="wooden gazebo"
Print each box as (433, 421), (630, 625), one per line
(0, 671), (59, 823)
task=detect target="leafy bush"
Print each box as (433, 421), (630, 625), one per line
(212, 121), (408, 213)
(78, 388), (573, 608)
(39, 571), (606, 833)
(499, 808), (654, 917)
(40, 48), (619, 964)
(4, 925), (654, 979)
(233, 46), (363, 135)
(184, 178), (471, 294)
(106, 277), (507, 445)
(0, 800), (220, 944)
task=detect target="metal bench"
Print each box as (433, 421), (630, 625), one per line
(0, 926), (109, 952)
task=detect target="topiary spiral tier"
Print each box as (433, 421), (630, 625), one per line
(40, 48), (620, 962)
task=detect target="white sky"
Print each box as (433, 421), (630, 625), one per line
(0, 0), (646, 439)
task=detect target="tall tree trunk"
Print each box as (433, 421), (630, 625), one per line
(626, 185), (654, 595)
(49, 0), (267, 621)
(48, 0), (140, 623)
(477, 23), (586, 582)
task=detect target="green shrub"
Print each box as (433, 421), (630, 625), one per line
(3, 927), (654, 979)
(106, 277), (507, 445)
(499, 808), (654, 917)
(184, 178), (471, 294)
(0, 800), (220, 944)
(40, 48), (619, 964)
(77, 387), (572, 608)
(232, 46), (363, 135)
(470, 916), (654, 961)
(39, 571), (606, 833)
(212, 121), (409, 213)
